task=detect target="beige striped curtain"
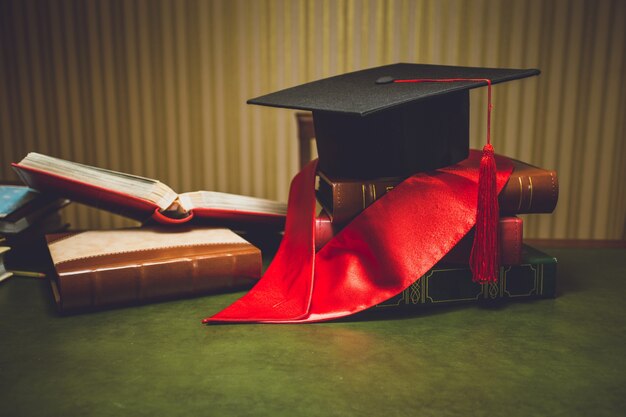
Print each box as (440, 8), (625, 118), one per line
(1, 0), (624, 239)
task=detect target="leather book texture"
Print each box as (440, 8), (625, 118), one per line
(317, 157), (558, 226)
(314, 210), (338, 253)
(499, 159), (559, 215)
(375, 244), (556, 309)
(46, 227), (262, 312)
(316, 171), (401, 225)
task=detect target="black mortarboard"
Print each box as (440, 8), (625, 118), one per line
(248, 63), (540, 179)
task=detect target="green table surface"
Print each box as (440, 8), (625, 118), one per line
(1, 245), (625, 417)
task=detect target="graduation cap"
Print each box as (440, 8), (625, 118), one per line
(203, 63), (541, 324)
(249, 63), (540, 179)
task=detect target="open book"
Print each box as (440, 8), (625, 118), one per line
(12, 153), (287, 227)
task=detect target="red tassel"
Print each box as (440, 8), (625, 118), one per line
(389, 77), (500, 283)
(470, 143), (499, 283)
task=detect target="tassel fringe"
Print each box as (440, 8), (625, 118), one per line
(470, 144), (500, 283)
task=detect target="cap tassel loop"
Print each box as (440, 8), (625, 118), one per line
(469, 143), (499, 283)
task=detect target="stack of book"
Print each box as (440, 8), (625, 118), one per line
(10, 153), (287, 311)
(314, 157), (559, 308)
(9, 151), (559, 312)
(0, 185), (70, 280)
(0, 185), (69, 236)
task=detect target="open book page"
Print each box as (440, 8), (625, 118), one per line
(17, 153), (178, 211)
(47, 228), (251, 265)
(178, 191), (287, 215)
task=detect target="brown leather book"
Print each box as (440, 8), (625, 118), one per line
(499, 159), (559, 215)
(46, 227), (261, 312)
(317, 158), (558, 225)
(13, 152), (287, 227)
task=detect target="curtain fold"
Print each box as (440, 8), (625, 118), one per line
(0, 0), (624, 238)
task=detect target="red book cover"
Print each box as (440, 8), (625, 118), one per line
(12, 153), (286, 228)
(13, 164), (156, 221)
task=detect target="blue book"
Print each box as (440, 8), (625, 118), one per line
(0, 186), (39, 219)
(0, 185), (69, 234)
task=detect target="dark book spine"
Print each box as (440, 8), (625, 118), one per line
(317, 160), (558, 226)
(316, 173), (400, 225)
(374, 245), (557, 309)
(499, 160), (558, 214)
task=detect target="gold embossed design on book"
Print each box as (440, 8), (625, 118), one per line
(498, 159), (558, 214)
(316, 158), (558, 227)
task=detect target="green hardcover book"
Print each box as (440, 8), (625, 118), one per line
(376, 244), (556, 309)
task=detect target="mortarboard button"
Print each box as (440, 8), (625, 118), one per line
(375, 76), (395, 84)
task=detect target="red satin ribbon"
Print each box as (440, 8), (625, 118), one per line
(204, 150), (513, 324)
